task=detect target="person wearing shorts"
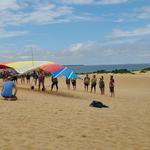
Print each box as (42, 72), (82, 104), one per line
(109, 75), (115, 97)
(51, 77), (58, 91)
(84, 74), (90, 92)
(11, 75), (18, 83)
(91, 75), (97, 93)
(20, 74), (25, 84)
(66, 78), (71, 90)
(26, 73), (31, 84)
(38, 72), (45, 91)
(71, 78), (76, 90)
(1, 77), (17, 100)
(32, 71), (38, 86)
(99, 76), (105, 95)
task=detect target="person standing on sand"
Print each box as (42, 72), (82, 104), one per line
(26, 73), (31, 84)
(66, 78), (71, 90)
(38, 71), (45, 91)
(91, 75), (97, 93)
(71, 78), (76, 90)
(51, 77), (58, 91)
(84, 74), (90, 92)
(99, 76), (105, 95)
(109, 75), (115, 97)
(32, 71), (38, 86)
(11, 75), (18, 84)
(2, 70), (9, 81)
(1, 77), (17, 100)
(20, 74), (25, 84)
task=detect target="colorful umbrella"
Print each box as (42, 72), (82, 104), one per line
(51, 67), (79, 79)
(0, 61), (64, 74)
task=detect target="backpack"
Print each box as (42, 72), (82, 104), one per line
(89, 100), (108, 108)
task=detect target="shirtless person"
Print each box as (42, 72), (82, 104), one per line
(99, 76), (105, 95)
(109, 75), (115, 97)
(51, 77), (58, 91)
(38, 71), (45, 91)
(84, 74), (90, 92)
(91, 75), (97, 93)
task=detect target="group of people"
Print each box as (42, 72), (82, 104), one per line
(0, 71), (115, 101)
(17, 71), (45, 91)
(83, 74), (115, 97)
(65, 78), (76, 90)
(51, 77), (77, 91)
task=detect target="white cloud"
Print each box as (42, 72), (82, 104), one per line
(0, 44), (52, 61)
(61, 0), (128, 5)
(135, 6), (150, 19)
(0, 1), (95, 27)
(61, 0), (93, 4)
(0, 0), (96, 37)
(116, 6), (150, 22)
(57, 39), (150, 64)
(0, 0), (97, 39)
(110, 24), (150, 38)
(0, 0), (20, 10)
(66, 42), (94, 53)
(0, 38), (150, 64)
(96, 0), (128, 4)
(0, 29), (29, 38)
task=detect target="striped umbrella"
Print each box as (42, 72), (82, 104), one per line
(0, 61), (64, 74)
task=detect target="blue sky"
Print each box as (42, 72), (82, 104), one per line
(0, 0), (150, 65)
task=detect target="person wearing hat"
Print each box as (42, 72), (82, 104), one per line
(1, 76), (18, 100)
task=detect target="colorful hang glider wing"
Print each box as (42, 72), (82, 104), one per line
(51, 67), (79, 79)
(0, 61), (64, 74)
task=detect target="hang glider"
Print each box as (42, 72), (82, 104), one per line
(51, 67), (79, 79)
(0, 61), (64, 74)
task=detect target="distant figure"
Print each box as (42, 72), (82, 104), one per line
(26, 73), (31, 84)
(66, 78), (71, 90)
(32, 71), (38, 86)
(71, 78), (76, 90)
(20, 74), (25, 84)
(109, 75), (115, 97)
(1, 77), (17, 100)
(99, 76), (105, 95)
(11, 75), (18, 83)
(91, 75), (97, 93)
(51, 77), (58, 91)
(38, 71), (45, 91)
(2, 71), (9, 80)
(0, 72), (3, 79)
(84, 74), (90, 92)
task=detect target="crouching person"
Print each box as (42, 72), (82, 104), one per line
(1, 77), (17, 100)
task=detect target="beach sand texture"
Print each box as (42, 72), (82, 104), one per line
(0, 73), (150, 150)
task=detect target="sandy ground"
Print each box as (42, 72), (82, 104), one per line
(0, 73), (150, 150)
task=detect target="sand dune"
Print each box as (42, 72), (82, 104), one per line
(0, 73), (150, 150)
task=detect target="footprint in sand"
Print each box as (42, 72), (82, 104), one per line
(56, 135), (65, 139)
(81, 135), (87, 138)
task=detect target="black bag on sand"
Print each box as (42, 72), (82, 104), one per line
(31, 86), (34, 90)
(90, 100), (109, 108)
